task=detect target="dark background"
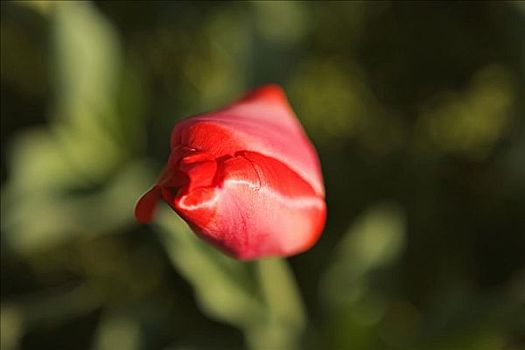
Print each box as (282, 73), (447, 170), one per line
(2, 1), (524, 349)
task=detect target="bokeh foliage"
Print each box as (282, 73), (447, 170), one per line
(1, 1), (524, 349)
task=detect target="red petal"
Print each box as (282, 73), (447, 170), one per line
(135, 186), (162, 224)
(171, 85), (324, 196)
(238, 84), (287, 104)
(174, 152), (326, 260)
(178, 150), (218, 192)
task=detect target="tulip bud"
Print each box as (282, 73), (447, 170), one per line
(136, 85), (326, 260)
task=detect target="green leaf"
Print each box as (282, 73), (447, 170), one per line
(320, 202), (406, 350)
(322, 202), (406, 309)
(50, 1), (125, 182)
(2, 1), (149, 254)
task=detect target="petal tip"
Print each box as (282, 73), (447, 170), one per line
(242, 84), (287, 104)
(134, 186), (161, 224)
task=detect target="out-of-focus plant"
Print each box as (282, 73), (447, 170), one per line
(1, 1), (150, 254)
(415, 65), (517, 160)
(320, 202), (406, 349)
(1, 2), (152, 349)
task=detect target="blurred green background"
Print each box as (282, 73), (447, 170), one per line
(1, 1), (525, 349)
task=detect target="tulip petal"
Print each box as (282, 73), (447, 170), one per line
(173, 152), (326, 260)
(171, 85), (324, 196)
(177, 150), (218, 192)
(135, 186), (161, 224)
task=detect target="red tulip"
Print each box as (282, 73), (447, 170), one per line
(135, 85), (326, 260)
